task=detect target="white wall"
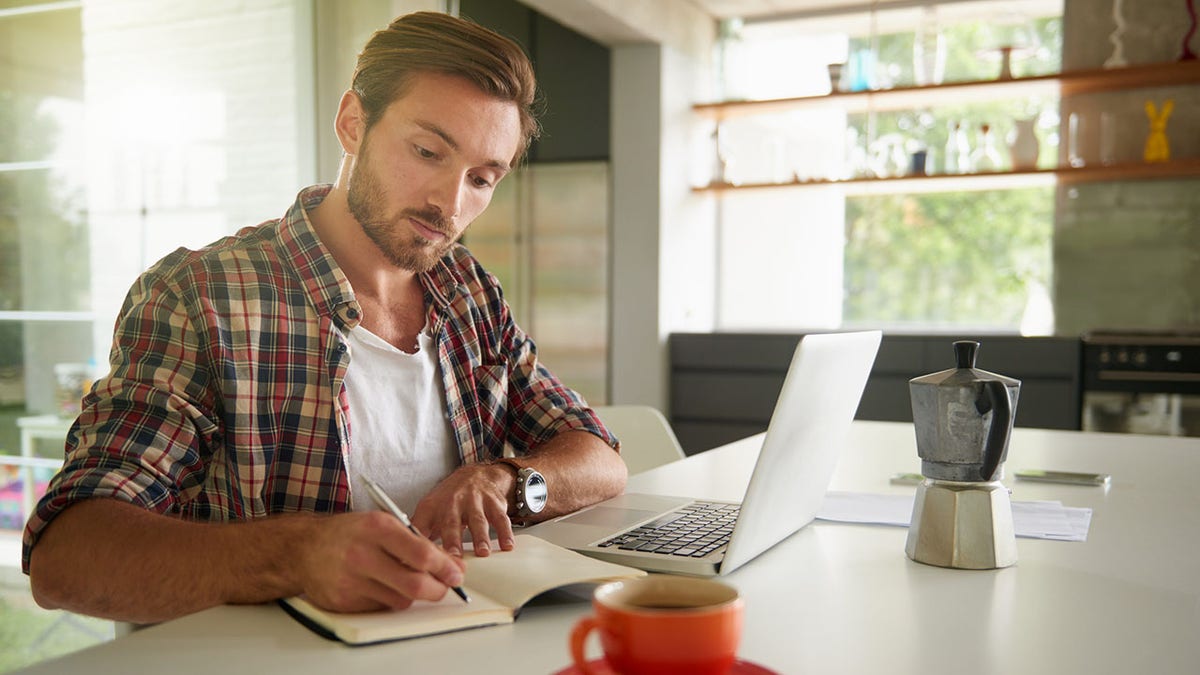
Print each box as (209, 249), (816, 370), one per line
(610, 43), (719, 410)
(609, 45), (664, 407)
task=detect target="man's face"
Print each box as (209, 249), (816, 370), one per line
(346, 71), (521, 273)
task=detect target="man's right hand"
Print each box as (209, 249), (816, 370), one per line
(297, 510), (467, 613)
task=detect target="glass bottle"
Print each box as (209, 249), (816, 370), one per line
(955, 123), (971, 173)
(970, 123), (1005, 172)
(844, 127), (867, 179)
(713, 18), (746, 101)
(944, 121), (970, 174)
(913, 5), (946, 86)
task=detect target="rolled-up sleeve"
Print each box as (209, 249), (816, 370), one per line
(22, 264), (218, 573)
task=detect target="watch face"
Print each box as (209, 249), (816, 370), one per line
(525, 471), (548, 513)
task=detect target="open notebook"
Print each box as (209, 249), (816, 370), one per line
(280, 534), (644, 645)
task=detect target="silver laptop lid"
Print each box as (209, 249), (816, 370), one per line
(525, 331), (881, 577)
(719, 330), (881, 573)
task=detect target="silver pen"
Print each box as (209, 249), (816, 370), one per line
(362, 476), (470, 603)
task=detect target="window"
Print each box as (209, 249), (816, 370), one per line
(709, 0), (1063, 334)
(1, 0), (313, 666)
(1, 3), (105, 665)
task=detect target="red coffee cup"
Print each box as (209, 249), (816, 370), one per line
(569, 576), (743, 675)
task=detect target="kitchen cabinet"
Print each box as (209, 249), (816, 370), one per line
(460, 0), (611, 405)
(668, 332), (1082, 455)
(693, 59), (1200, 193)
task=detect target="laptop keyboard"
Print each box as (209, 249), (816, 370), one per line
(595, 501), (740, 558)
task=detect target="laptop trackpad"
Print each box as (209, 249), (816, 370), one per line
(558, 506), (662, 529)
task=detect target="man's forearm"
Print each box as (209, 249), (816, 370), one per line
(526, 430), (627, 520)
(29, 498), (316, 624)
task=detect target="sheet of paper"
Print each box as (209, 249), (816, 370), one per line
(816, 491), (1092, 542)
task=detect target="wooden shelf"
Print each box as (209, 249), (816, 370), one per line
(1055, 157), (1200, 184)
(694, 60), (1200, 120)
(693, 158), (1200, 195)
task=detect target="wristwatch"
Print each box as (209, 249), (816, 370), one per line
(497, 458), (548, 520)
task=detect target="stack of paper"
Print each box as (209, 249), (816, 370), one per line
(816, 491), (1093, 541)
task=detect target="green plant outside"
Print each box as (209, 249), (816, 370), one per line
(845, 188), (1054, 326)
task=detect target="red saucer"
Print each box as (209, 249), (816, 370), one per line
(553, 657), (777, 674)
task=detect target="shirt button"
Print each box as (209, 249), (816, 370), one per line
(336, 343), (348, 354)
(346, 307), (359, 320)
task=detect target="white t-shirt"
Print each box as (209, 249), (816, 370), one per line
(343, 323), (458, 517)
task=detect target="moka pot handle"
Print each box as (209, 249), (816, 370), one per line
(977, 380), (1012, 481)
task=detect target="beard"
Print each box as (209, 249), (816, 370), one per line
(346, 143), (456, 273)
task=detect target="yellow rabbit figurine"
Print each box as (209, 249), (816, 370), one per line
(1144, 99), (1173, 163)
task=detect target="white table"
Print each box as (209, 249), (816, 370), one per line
(18, 422), (1200, 674)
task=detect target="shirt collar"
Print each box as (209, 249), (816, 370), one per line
(274, 184), (357, 321)
(419, 249), (468, 315)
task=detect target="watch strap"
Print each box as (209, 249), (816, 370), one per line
(495, 457), (542, 520)
(495, 457), (525, 473)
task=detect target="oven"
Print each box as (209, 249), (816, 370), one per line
(1081, 331), (1200, 437)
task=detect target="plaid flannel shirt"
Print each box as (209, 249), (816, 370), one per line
(22, 184), (615, 572)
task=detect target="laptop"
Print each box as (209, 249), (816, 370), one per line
(530, 330), (882, 576)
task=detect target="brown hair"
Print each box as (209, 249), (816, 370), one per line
(352, 11), (541, 164)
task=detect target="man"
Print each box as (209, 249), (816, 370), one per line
(24, 11), (626, 624)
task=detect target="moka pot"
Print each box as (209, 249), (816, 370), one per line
(905, 340), (1021, 569)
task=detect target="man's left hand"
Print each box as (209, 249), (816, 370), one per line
(410, 463), (516, 558)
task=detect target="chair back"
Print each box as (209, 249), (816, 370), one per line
(591, 405), (686, 475)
